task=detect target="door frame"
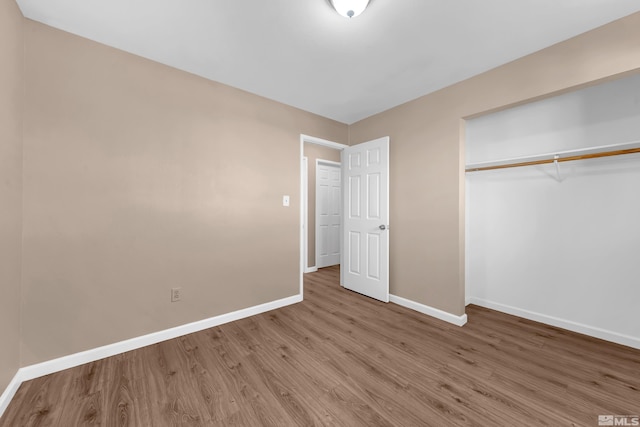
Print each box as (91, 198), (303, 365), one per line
(300, 134), (348, 297)
(315, 159), (342, 269)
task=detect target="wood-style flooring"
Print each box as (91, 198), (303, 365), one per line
(1, 266), (639, 426)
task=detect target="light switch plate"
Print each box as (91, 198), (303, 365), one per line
(283, 195), (290, 207)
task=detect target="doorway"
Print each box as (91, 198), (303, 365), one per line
(299, 134), (390, 303)
(299, 135), (348, 295)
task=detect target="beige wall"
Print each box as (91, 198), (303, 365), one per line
(0, 0), (23, 391)
(304, 143), (341, 268)
(20, 21), (347, 365)
(349, 12), (640, 316)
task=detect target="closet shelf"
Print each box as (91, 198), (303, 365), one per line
(465, 140), (640, 172)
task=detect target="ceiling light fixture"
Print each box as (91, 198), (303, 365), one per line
(330, 0), (370, 18)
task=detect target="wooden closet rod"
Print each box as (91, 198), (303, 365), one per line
(465, 147), (640, 172)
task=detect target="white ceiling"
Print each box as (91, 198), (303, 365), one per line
(15, 0), (640, 124)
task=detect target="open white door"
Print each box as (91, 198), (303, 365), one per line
(341, 136), (389, 302)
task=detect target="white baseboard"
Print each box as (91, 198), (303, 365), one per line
(0, 293), (302, 418)
(0, 372), (22, 419)
(390, 294), (468, 327)
(468, 297), (640, 350)
(465, 297), (472, 306)
(304, 266), (318, 274)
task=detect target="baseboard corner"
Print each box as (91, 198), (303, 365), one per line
(390, 294), (467, 327)
(0, 371), (23, 419)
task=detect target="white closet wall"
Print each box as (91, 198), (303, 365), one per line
(465, 73), (640, 349)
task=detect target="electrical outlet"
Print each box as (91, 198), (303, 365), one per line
(171, 287), (182, 302)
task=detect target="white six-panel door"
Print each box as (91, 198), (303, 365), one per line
(341, 137), (389, 302)
(316, 161), (341, 268)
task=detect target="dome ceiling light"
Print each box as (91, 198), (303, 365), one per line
(330, 0), (370, 18)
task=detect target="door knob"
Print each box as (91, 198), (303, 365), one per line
(379, 224), (386, 230)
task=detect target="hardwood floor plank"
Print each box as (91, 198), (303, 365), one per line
(2, 265), (639, 426)
(198, 328), (297, 426)
(1, 370), (71, 427)
(103, 356), (151, 427)
(53, 361), (105, 426)
(229, 316), (388, 426)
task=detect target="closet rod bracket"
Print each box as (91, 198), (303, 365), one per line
(553, 155), (562, 181)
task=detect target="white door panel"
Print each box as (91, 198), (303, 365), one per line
(341, 137), (389, 302)
(316, 161), (341, 268)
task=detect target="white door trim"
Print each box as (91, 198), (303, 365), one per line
(300, 135), (348, 296)
(302, 156), (317, 274)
